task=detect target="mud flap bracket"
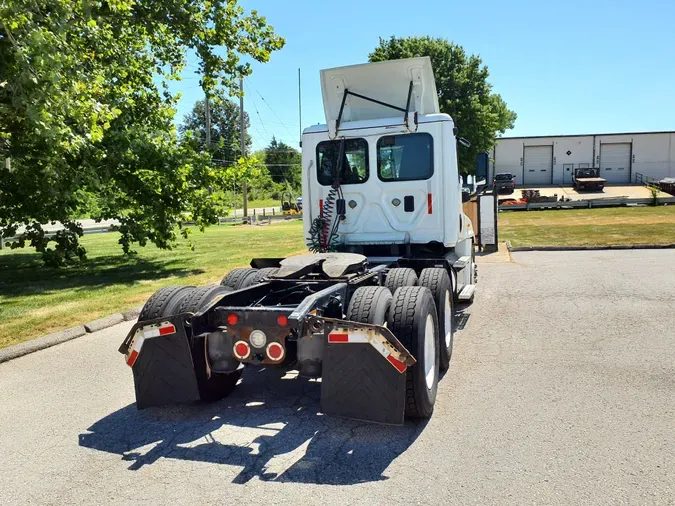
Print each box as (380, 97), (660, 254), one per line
(316, 317), (415, 425)
(121, 316), (201, 409)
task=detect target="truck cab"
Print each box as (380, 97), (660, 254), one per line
(302, 57), (475, 287)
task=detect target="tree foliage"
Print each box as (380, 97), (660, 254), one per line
(263, 137), (301, 189)
(0, 0), (283, 265)
(179, 92), (251, 163)
(369, 36), (516, 176)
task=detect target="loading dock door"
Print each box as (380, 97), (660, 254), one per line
(600, 143), (631, 184)
(523, 145), (553, 185)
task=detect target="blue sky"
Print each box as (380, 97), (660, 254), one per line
(172, 0), (674, 151)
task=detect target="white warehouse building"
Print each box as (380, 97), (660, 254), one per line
(491, 131), (675, 186)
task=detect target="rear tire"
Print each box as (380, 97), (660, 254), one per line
(388, 286), (439, 419)
(346, 286), (392, 325)
(385, 268), (418, 293)
(138, 285), (195, 321)
(419, 268), (454, 371)
(220, 267), (258, 290)
(179, 284), (232, 314)
(180, 285), (243, 402)
(247, 267), (279, 285)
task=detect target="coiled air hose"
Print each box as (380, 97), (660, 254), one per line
(307, 139), (345, 252)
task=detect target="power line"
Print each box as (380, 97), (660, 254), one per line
(245, 77), (297, 141)
(212, 159), (301, 167)
(244, 80), (274, 144)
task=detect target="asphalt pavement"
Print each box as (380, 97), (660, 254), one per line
(1, 250), (674, 505)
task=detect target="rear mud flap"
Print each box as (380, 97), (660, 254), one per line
(120, 316), (200, 409)
(318, 319), (414, 425)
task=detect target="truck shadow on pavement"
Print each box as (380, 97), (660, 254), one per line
(79, 367), (427, 485)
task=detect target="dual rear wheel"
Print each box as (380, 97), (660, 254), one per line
(137, 284), (240, 402)
(348, 266), (456, 419)
(347, 283), (440, 419)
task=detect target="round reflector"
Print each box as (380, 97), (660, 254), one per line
(266, 342), (284, 361)
(227, 313), (238, 326)
(233, 340), (250, 360)
(277, 314), (288, 327)
(249, 330), (267, 348)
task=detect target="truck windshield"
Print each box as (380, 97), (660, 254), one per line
(495, 174), (513, 181)
(316, 139), (368, 185)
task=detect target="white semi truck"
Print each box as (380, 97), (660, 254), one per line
(119, 57), (488, 425)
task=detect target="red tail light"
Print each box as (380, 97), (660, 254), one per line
(227, 313), (238, 326)
(233, 340), (250, 360)
(266, 342), (285, 361)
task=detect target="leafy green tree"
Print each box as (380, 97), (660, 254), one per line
(223, 156), (271, 191)
(0, 0), (283, 265)
(369, 36), (516, 176)
(179, 93), (251, 163)
(263, 137), (301, 189)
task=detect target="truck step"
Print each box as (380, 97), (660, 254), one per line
(453, 256), (471, 270)
(458, 284), (476, 301)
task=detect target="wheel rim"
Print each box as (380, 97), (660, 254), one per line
(444, 291), (452, 348)
(424, 314), (436, 390)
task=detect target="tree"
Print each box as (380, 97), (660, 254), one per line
(369, 36), (516, 176)
(0, 0), (284, 265)
(179, 93), (251, 163)
(263, 137), (301, 189)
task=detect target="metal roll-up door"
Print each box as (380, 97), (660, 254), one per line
(600, 143), (631, 184)
(523, 145), (553, 185)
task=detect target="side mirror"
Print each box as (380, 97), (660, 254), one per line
(476, 152), (489, 180)
(461, 190), (471, 203)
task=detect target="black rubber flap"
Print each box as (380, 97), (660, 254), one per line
(132, 324), (200, 409)
(321, 339), (406, 425)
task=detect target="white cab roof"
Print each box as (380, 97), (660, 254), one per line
(303, 113), (452, 136)
(320, 57), (440, 124)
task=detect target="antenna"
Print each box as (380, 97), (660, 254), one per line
(298, 68), (302, 147)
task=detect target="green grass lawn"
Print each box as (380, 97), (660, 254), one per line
(243, 198), (282, 209)
(500, 206), (675, 247)
(0, 220), (305, 349)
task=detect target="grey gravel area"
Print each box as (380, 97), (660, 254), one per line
(0, 250), (674, 505)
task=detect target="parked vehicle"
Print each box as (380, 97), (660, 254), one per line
(280, 191), (301, 215)
(493, 172), (516, 192)
(573, 168), (606, 191)
(119, 57), (484, 425)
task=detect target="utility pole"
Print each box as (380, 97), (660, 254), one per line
(298, 68), (302, 148)
(239, 77), (248, 218)
(205, 93), (211, 149)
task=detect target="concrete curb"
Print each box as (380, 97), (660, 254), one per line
(122, 306), (143, 321)
(0, 326), (87, 364)
(0, 304), (145, 364)
(506, 240), (675, 252)
(83, 314), (124, 333)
